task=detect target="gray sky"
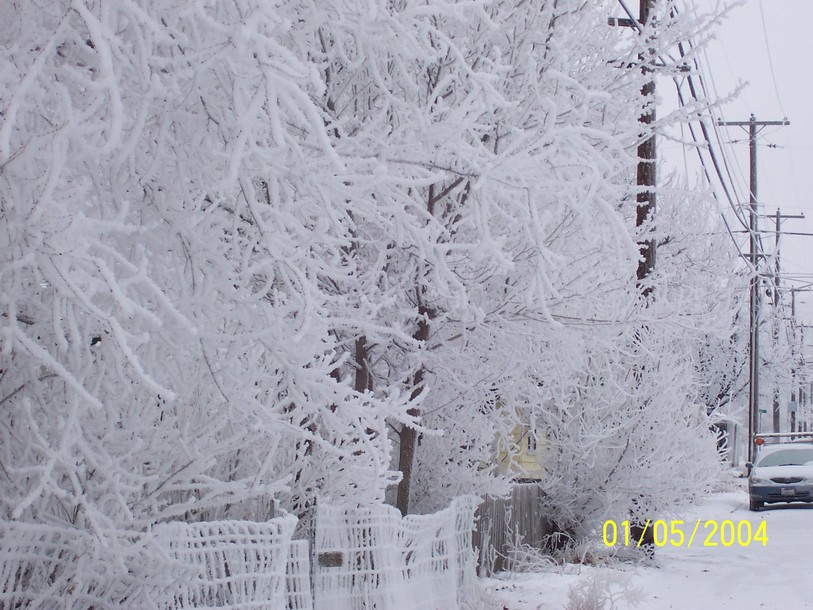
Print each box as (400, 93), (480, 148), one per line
(703, 0), (813, 322)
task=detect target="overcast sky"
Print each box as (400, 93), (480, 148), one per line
(701, 0), (813, 324)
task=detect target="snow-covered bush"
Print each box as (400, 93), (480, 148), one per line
(566, 572), (643, 610)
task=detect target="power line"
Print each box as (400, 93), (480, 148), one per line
(682, 18), (750, 211)
(690, 24), (751, 203)
(669, 15), (751, 261)
(758, 0), (788, 118)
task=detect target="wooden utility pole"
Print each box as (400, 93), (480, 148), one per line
(790, 289), (801, 433)
(609, 0), (657, 557)
(609, 1), (658, 290)
(635, 0), (656, 292)
(770, 210), (805, 433)
(717, 115), (789, 463)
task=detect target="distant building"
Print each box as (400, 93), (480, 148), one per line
(494, 424), (547, 482)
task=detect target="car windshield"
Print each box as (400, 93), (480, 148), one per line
(756, 448), (813, 467)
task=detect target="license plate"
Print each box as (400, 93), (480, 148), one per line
(781, 487), (796, 496)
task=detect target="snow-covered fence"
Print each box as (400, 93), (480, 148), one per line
(152, 516), (299, 609)
(0, 521), (85, 609)
(0, 521), (165, 608)
(0, 516), (303, 610)
(312, 496), (481, 610)
(0, 498), (479, 609)
(475, 483), (555, 576)
(286, 540), (314, 610)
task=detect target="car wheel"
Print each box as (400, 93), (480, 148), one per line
(749, 497), (763, 511)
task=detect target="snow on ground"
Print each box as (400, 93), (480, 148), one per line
(487, 479), (813, 609)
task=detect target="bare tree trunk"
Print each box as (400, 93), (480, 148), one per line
(354, 335), (372, 393)
(395, 302), (430, 515)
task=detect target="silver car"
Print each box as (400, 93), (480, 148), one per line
(748, 443), (813, 511)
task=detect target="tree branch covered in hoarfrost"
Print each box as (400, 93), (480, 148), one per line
(0, 0), (742, 592)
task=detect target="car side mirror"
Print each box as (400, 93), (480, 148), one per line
(745, 462), (753, 476)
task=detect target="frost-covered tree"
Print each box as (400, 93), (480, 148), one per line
(305, 0), (648, 513)
(0, 0), (428, 538)
(366, 3), (747, 545)
(397, 1), (742, 527)
(1, 1), (743, 594)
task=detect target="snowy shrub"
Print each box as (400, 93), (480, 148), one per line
(566, 572), (643, 610)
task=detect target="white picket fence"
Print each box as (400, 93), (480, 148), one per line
(0, 497), (480, 610)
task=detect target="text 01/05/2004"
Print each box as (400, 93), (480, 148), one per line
(602, 519), (768, 548)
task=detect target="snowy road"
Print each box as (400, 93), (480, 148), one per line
(489, 482), (813, 609)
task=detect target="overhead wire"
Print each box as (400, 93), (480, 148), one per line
(668, 3), (753, 268)
(670, 76), (750, 263)
(757, 0), (788, 119)
(614, 0), (773, 284)
(698, 59), (751, 214)
(685, 10), (750, 204)
(756, 0), (806, 279)
(612, 0), (750, 245)
(679, 0), (806, 356)
(756, 0), (806, 226)
(671, 0), (798, 335)
(690, 24), (751, 208)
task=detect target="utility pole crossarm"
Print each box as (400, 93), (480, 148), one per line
(718, 120), (790, 127)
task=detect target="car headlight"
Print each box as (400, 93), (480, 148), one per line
(750, 478), (768, 485)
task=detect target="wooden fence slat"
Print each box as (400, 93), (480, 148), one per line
(473, 483), (554, 576)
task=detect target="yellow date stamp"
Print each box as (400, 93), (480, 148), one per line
(602, 519), (768, 548)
